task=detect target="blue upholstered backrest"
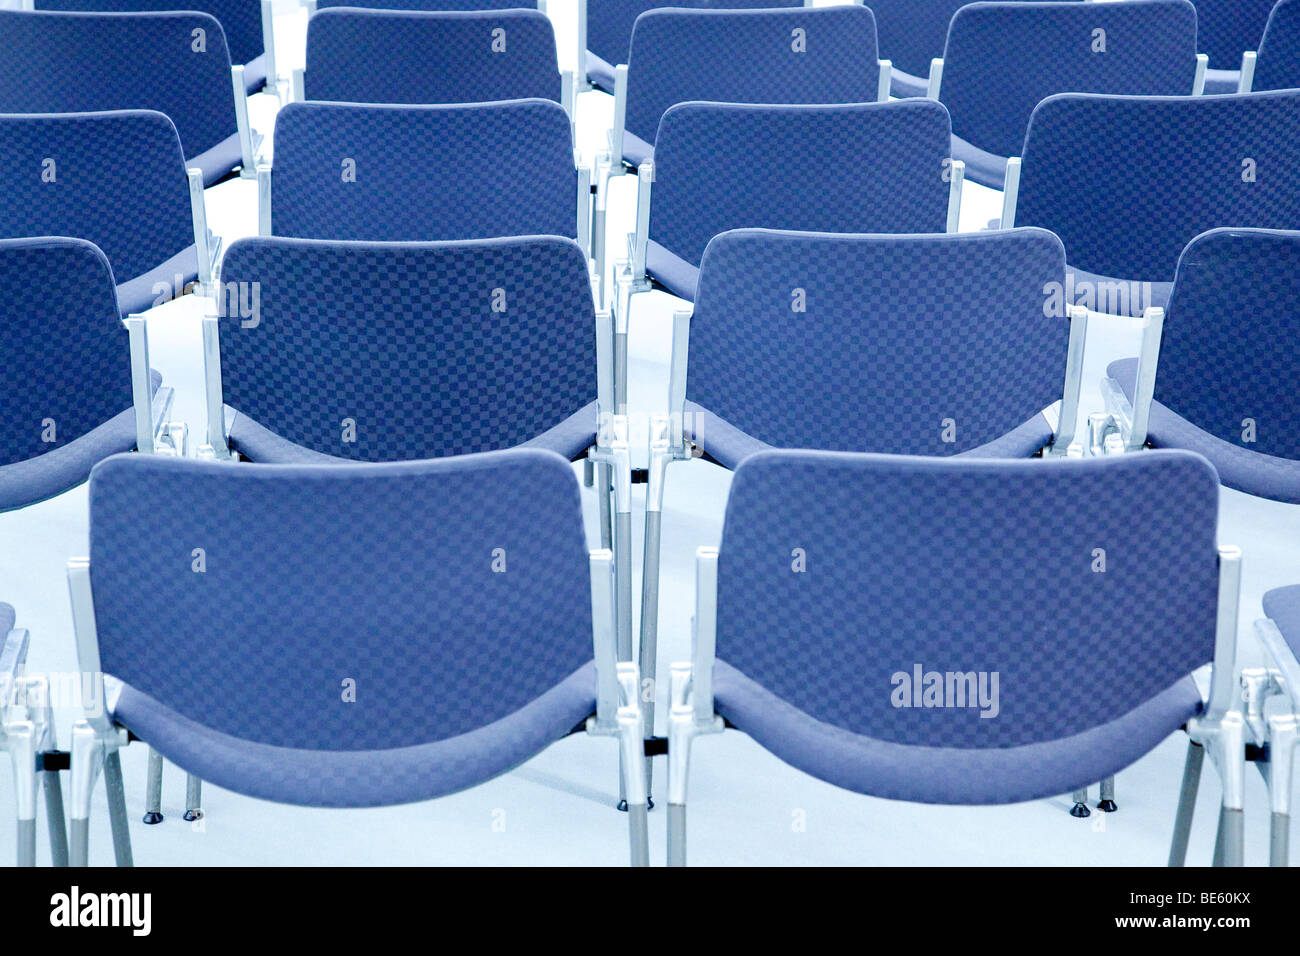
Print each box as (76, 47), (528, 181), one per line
(943, 0), (1198, 159)
(305, 8), (560, 104)
(1017, 91), (1300, 282)
(1256, 0), (1300, 91)
(650, 100), (952, 267)
(0, 10), (238, 161)
(588, 0), (800, 70)
(35, 0), (264, 66)
(217, 236), (596, 460)
(0, 238), (132, 466)
(688, 228), (1067, 454)
(317, 0), (526, 7)
(716, 449), (1220, 747)
(271, 100), (577, 241)
(1192, 0), (1276, 67)
(0, 111), (194, 284)
(870, 0), (1054, 78)
(88, 450), (595, 749)
(623, 7), (879, 147)
(1154, 228), (1300, 460)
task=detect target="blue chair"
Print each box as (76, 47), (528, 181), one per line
(1249, 585), (1300, 865)
(0, 111), (221, 316)
(1238, 0), (1300, 92)
(64, 449), (649, 865)
(1, 605), (69, 867)
(663, 449), (1246, 865)
(1005, 90), (1300, 316)
(0, 9), (261, 185)
(1193, 0), (1278, 92)
(578, 0), (801, 93)
(34, 0), (278, 95)
(263, 99), (590, 250)
(868, 0), (1056, 98)
(1098, 228), (1300, 502)
(932, 0), (1204, 188)
(295, 7), (571, 113)
(613, 99), (961, 410)
(636, 226), (1086, 797)
(0, 237), (180, 514)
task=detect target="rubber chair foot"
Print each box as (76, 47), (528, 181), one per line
(616, 797), (654, 812)
(183, 809), (203, 822)
(1096, 799), (1118, 813)
(1069, 802), (1091, 818)
(142, 811), (164, 825)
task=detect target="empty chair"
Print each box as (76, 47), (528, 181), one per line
(1, 606), (68, 867)
(1005, 90), (1300, 316)
(932, 0), (1204, 188)
(1250, 586), (1300, 866)
(263, 99), (590, 248)
(0, 111), (220, 316)
(868, 0), (1053, 98)
(1193, 0), (1278, 92)
(636, 227), (1086, 794)
(0, 9), (260, 185)
(65, 449), (649, 866)
(1098, 228), (1300, 501)
(612, 99), (961, 410)
(0, 237), (179, 513)
(34, 0), (278, 94)
(295, 7), (570, 110)
(1239, 0), (1300, 92)
(664, 449), (1246, 865)
(579, 0), (801, 93)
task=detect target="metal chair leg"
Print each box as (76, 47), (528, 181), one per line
(143, 747), (164, 824)
(1097, 775), (1117, 812)
(1169, 740), (1204, 866)
(43, 763), (69, 867)
(184, 773), (202, 822)
(1069, 786), (1090, 817)
(69, 721), (104, 867)
(1217, 806), (1245, 866)
(597, 461), (612, 551)
(104, 750), (134, 867)
(1271, 812), (1289, 867)
(583, 457), (594, 487)
(6, 721), (37, 866)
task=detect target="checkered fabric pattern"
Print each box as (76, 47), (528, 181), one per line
(1017, 90), (1300, 282)
(0, 9), (239, 162)
(217, 235), (597, 460)
(1193, 0), (1276, 67)
(1256, 0), (1300, 91)
(37, 0), (264, 66)
(651, 100), (952, 268)
(272, 100), (578, 241)
(89, 450), (596, 750)
(687, 228), (1067, 455)
(623, 6), (878, 148)
(943, 0), (1198, 160)
(870, 0), (1044, 79)
(0, 237), (133, 466)
(305, 8), (561, 105)
(714, 449), (1220, 747)
(0, 111), (193, 285)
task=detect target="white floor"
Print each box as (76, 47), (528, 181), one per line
(0, 0), (1293, 866)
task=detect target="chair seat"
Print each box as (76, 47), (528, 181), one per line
(189, 132), (245, 188)
(890, 67), (928, 99)
(621, 129), (654, 169)
(645, 241), (699, 302)
(1066, 265), (1172, 318)
(1203, 67), (1241, 95)
(713, 658), (1203, 804)
(228, 402), (599, 464)
(950, 133), (1009, 190)
(1263, 586), (1300, 658)
(109, 663), (597, 808)
(684, 401), (1055, 471)
(1109, 357), (1300, 502)
(587, 51), (617, 93)
(115, 245), (202, 317)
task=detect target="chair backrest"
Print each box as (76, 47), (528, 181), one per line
(1256, 0), (1300, 91)
(1192, 0), (1276, 68)
(35, 0), (263, 67)
(650, 100), (952, 268)
(588, 0), (801, 71)
(1017, 90), (1300, 282)
(0, 111), (194, 285)
(87, 449), (594, 749)
(623, 6), (879, 148)
(869, 0), (1050, 78)
(304, 8), (561, 104)
(271, 100), (576, 241)
(687, 228), (1067, 454)
(0, 237), (131, 467)
(1154, 228), (1300, 459)
(715, 449), (1219, 746)
(0, 10), (238, 163)
(316, 0), (527, 8)
(217, 235), (596, 460)
(942, 0), (1198, 160)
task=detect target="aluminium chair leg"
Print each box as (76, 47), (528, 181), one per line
(597, 461), (612, 551)
(584, 457), (594, 487)
(1069, 786), (1090, 817)
(8, 722), (37, 866)
(1266, 714), (1296, 867)
(69, 721), (104, 867)
(104, 750), (134, 867)
(667, 803), (687, 867)
(613, 501), (633, 811)
(1097, 775), (1117, 812)
(1271, 812), (1289, 867)
(43, 762), (69, 867)
(184, 773), (202, 821)
(640, 505), (662, 798)
(1214, 805), (1244, 867)
(1169, 740), (1204, 866)
(143, 747), (164, 823)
